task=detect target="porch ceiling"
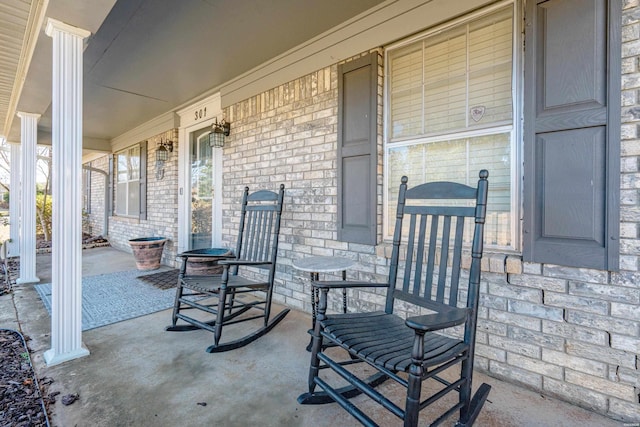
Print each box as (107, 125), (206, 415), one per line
(0, 0), (386, 147)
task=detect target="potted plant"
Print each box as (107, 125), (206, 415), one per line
(128, 237), (167, 271)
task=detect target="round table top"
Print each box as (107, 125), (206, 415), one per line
(292, 255), (355, 273)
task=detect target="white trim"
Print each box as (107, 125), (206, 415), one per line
(177, 125), (189, 254)
(15, 112), (40, 284)
(2, 0), (48, 138)
(177, 93), (223, 254)
(175, 92), (221, 123)
(44, 346), (90, 367)
(46, 21), (91, 365)
(386, 125), (515, 149)
(8, 143), (20, 257)
(213, 144), (223, 248)
(111, 112), (179, 153)
(384, 0), (514, 52)
(511, 0), (524, 253)
(45, 18), (91, 38)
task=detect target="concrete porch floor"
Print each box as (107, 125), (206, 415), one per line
(0, 247), (625, 427)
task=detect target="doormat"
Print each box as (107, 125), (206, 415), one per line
(34, 269), (184, 331)
(137, 269), (179, 290)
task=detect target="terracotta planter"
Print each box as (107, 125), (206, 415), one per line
(129, 237), (167, 271)
(183, 248), (234, 275)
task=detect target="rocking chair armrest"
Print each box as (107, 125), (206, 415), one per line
(405, 307), (470, 332)
(313, 280), (389, 290)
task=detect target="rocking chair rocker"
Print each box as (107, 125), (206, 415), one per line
(298, 171), (490, 426)
(166, 184), (289, 353)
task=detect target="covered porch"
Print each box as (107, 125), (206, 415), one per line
(0, 0), (638, 424)
(0, 246), (621, 426)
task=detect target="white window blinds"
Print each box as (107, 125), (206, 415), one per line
(389, 7), (513, 140)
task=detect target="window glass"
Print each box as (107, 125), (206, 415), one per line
(386, 4), (515, 249)
(128, 146), (140, 181)
(82, 166), (91, 213)
(115, 145), (141, 216)
(117, 153), (128, 183)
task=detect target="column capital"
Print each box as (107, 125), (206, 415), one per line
(45, 18), (91, 39)
(16, 112), (41, 120)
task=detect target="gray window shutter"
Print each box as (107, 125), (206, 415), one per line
(139, 140), (147, 220)
(337, 53), (378, 245)
(523, 0), (621, 270)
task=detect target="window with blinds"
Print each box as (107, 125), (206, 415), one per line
(115, 145), (141, 216)
(386, 3), (516, 249)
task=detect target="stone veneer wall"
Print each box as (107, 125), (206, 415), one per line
(219, 31), (640, 420)
(85, 129), (179, 267)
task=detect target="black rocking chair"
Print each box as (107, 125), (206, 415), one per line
(166, 184), (289, 353)
(298, 171), (490, 427)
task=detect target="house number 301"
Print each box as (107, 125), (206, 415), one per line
(194, 107), (207, 121)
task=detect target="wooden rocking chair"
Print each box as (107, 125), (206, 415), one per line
(166, 184), (289, 353)
(298, 171), (490, 426)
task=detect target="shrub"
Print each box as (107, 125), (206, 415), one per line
(35, 195), (52, 240)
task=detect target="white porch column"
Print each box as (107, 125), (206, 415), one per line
(15, 113), (40, 284)
(43, 18), (91, 366)
(8, 142), (21, 257)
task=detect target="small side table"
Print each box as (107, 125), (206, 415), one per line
(292, 256), (355, 350)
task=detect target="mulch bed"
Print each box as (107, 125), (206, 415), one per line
(0, 330), (50, 427)
(36, 234), (110, 253)
(0, 235), (110, 424)
(0, 258), (18, 297)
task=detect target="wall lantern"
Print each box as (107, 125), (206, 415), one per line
(156, 138), (173, 162)
(209, 118), (230, 148)
(155, 138), (173, 179)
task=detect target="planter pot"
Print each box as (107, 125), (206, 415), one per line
(129, 237), (167, 271)
(182, 248), (234, 275)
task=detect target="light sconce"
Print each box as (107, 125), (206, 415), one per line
(156, 138), (173, 162)
(209, 118), (230, 148)
(155, 138), (173, 180)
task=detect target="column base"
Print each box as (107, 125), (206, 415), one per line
(16, 276), (40, 285)
(44, 345), (90, 367)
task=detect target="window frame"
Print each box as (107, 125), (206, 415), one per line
(83, 163), (91, 214)
(383, 0), (522, 252)
(114, 142), (146, 218)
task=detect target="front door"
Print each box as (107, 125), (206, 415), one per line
(189, 126), (217, 250)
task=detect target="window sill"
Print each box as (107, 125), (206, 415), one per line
(110, 215), (141, 223)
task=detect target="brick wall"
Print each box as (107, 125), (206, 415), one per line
(84, 6), (640, 420)
(219, 37), (639, 421)
(85, 129), (180, 266)
(221, 50), (385, 316)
